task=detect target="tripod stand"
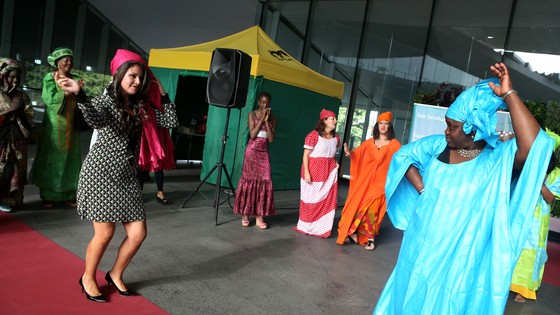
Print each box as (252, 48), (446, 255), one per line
(181, 107), (236, 225)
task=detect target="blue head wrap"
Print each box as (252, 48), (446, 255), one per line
(445, 78), (507, 148)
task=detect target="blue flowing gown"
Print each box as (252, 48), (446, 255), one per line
(374, 131), (553, 315)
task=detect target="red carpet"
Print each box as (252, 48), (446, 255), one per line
(543, 240), (560, 287)
(0, 213), (168, 314)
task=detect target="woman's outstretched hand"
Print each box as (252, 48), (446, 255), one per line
(488, 62), (513, 97)
(54, 72), (81, 95)
(343, 143), (351, 157)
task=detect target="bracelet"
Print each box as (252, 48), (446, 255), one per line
(501, 89), (517, 101)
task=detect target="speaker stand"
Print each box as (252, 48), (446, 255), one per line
(181, 107), (236, 226)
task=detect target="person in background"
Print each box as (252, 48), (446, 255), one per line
(510, 129), (560, 303)
(233, 91), (276, 228)
(31, 47), (82, 208)
(336, 112), (401, 250)
(138, 75), (177, 205)
(373, 63), (554, 314)
(0, 58), (34, 212)
(294, 109), (339, 238)
(57, 49), (176, 302)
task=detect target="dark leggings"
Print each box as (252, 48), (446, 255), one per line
(139, 170), (164, 191)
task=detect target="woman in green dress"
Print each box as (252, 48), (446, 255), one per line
(31, 48), (83, 208)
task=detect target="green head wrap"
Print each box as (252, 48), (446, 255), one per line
(47, 47), (73, 67)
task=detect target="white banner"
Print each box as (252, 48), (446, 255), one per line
(409, 103), (513, 143)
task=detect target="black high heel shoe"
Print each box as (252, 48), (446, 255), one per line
(78, 277), (107, 302)
(105, 272), (137, 296)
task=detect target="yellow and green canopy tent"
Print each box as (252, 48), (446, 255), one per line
(149, 25), (344, 189)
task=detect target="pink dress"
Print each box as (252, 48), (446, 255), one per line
(233, 117), (275, 217)
(294, 130), (339, 238)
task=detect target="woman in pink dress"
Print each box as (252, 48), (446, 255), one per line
(233, 91), (276, 228)
(295, 109), (339, 238)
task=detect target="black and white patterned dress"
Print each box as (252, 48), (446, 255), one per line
(76, 93), (174, 222)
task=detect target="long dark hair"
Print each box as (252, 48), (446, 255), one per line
(108, 61), (150, 131)
(372, 121), (395, 140)
(314, 118), (336, 137)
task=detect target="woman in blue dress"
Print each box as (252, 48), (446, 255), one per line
(374, 63), (554, 314)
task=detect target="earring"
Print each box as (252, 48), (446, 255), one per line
(471, 134), (475, 140)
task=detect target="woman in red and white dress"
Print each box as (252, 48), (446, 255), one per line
(294, 109), (339, 238)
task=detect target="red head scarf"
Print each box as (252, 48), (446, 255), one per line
(320, 109), (336, 120)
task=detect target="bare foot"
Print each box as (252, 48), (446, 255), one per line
(514, 293), (526, 303)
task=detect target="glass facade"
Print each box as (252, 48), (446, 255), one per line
(260, 0), (560, 176)
(1, 0), (558, 173)
(0, 0), (145, 115)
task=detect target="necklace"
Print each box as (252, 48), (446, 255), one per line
(456, 148), (482, 158)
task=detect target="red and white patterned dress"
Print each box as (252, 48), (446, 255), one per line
(294, 130), (339, 238)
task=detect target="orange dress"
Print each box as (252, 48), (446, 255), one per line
(336, 138), (401, 245)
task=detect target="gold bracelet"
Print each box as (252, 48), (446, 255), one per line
(501, 89), (517, 101)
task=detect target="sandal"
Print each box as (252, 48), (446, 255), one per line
(364, 238), (376, 251)
(156, 195), (169, 205)
(256, 217), (268, 229)
(42, 201), (54, 208)
(241, 215), (250, 227)
(344, 234), (358, 244)
(65, 200), (77, 207)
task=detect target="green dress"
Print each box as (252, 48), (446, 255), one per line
(30, 72), (82, 202)
(510, 167), (560, 299)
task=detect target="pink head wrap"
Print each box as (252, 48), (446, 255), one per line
(110, 49), (144, 76)
(320, 109), (336, 120)
(110, 49), (162, 111)
(110, 49), (174, 171)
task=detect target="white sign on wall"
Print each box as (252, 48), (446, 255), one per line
(409, 103), (513, 143)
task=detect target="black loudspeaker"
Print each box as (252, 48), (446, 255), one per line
(206, 48), (252, 108)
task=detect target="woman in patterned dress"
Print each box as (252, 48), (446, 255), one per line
(57, 49), (176, 302)
(0, 58), (34, 212)
(233, 91), (276, 228)
(294, 109), (339, 238)
(31, 48), (82, 208)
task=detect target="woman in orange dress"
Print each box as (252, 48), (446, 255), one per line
(336, 112), (401, 250)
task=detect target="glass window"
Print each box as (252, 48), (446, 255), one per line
(264, 1), (310, 60)
(424, 0), (510, 91)
(80, 7), (104, 73)
(0, 0), (4, 34)
(11, 0), (45, 61)
(106, 27), (127, 74)
(505, 0), (560, 102)
(51, 0), (79, 50)
(276, 20), (304, 61)
(265, 1), (309, 35)
(306, 0), (367, 177)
